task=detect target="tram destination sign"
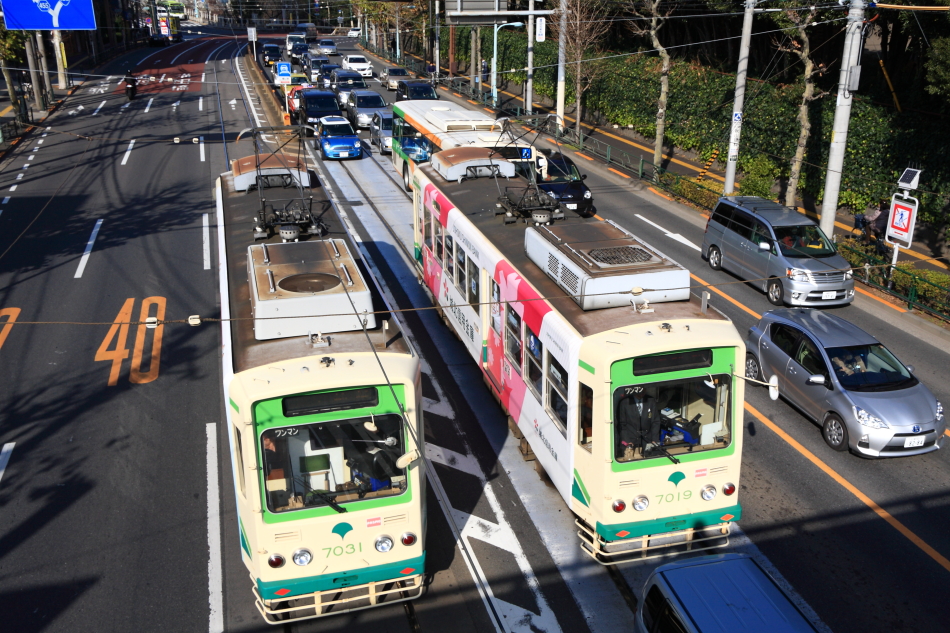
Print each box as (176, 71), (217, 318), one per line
(0, 0), (98, 29)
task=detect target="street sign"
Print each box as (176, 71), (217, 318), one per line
(337, 16), (343, 24)
(885, 194), (918, 248)
(159, 17), (170, 36)
(275, 62), (293, 85)
(536, 17), (545, 42)
(0, 0), (98, 29)
(247, 27), (257, 42)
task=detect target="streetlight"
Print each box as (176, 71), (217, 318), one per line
(492, 22), (523, 107)
(395, 5), (415, 61)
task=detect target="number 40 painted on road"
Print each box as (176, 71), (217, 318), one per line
(96, 297), (166, 386)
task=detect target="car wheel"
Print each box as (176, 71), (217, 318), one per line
(403, 163), (411, 192)
(745, 353), (762, 382)
(767, 278), (785, 306)
(707, 246), (722, 271)
(822, 414), (849, 452)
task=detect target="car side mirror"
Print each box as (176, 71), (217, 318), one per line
(807, 375), (826, 386)
(581, 174), (588, 180)
(759, 241), (771, 251)
(905, 364), (915, 373)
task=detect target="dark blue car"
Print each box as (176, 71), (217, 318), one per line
(536, 152), (593, 217)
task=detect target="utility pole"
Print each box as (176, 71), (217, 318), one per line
(52, 30), (67, 89)
(36, 32), (53, 97)
(449, 25), (455, 76)
(820, 0), (867, 236)
(525, 0), (534, 115)
(434, 0), (440, 79)
(555, 0), (567, 131)
(150, 0), (159, 35)
(470, 26), (477, 91)
(24, 37), (44, 109)
(724, 0), (756, 194)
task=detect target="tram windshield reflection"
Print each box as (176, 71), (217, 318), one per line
(260, 414), (408, 513)
(613, 375), (732, 462)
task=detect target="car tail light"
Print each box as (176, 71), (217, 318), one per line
(401, 532), (417, 546)
(723, 482), (736, 496)
(612, 499), (626, 513)
(268, 554), (285, 568)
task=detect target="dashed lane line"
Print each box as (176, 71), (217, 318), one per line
(73, 219), (103, 279)
(120, 139), (135, 165)
(0, 443), (15, 486)
(92, 100), (106, 116)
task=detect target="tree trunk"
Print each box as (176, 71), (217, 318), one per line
(0, 58), (20, 119)
(651, 18), (670, 171)
(785, 45), (814, 208)
(575, 64), (583, 138)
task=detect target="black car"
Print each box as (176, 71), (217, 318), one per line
(536, 152), (594, 217)
(290, 42), (309, 63)
(318, 64), (342, 88)
(296, 89), (344, 134)
(330, 70), (368, 106)
(261, 44), (282, 65)
(395, 80), (439, 102)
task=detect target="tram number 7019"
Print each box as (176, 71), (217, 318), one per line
(324, 543), (363, 557)
(656, 491), (692, 504)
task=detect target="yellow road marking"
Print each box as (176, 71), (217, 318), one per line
(855, 287), (906, 312)
(0, 307), (21, 353)
(746, 402), (950, 574)
(130, 296), (166, 384)
(574, 152), (594, 161)
(0, 105), (13, 117)
(648, 186), (673, 201)
(689, 273), (762, 319)
(483, 108), (494, 113)
(453, 93), (462, 97)
(593, 214), (605, 221)
(607, 167), (630, 179)
(467, 99), (478, 105)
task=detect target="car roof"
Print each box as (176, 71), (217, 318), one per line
(401, 79), (431, 85)
(387, 67), (408, 72)
(351, 89), (381, 97)
(319, 39), (335, 44)
(299, 88), (334, 96)
(333, 69), (361, 76)
(720, 196), (814, 227)
(320, 116), (350, 125)
(763, 309), (878, 348)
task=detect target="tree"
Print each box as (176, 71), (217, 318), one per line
(0, 21), (27, 121)
(624, 0), (674, 173)
(551, 0), (610, 138)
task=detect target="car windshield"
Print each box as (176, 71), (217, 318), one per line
(290, 76), (307, 85)
(263, 46), (280, 53)
(544, 159), (582, 183)
(321, 66), (340, 76)
(773, 225), (836, 257)
(407, 85), (437, 99)
(379, 117), (393, 130)
(320, 40), (335, 46)
(305, 95), (338, 111)
(357, 95), (386, 108)
(337, 78), (366, 89)
(323, 123), (355, 136)
(389, 68), (408, 76)
(613, 375), (732, 462)
(293, 44), (307, 52)
(349, 56), (367, 64)
(826, 344), (918, 392)
(259, 414), (407, 513)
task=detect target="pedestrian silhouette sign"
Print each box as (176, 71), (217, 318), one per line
(885, 194), (918, 248)
(0, 0), (98, 29)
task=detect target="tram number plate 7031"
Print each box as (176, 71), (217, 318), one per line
(324, 543), (363, 557)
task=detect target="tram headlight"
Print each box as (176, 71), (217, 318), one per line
(401, 532), (417, 546)
(632, 495), (650, 512)
(611, 499), (626, 513)
(701, 485), (717, 501)
(375, 535), (394, 553)
(723, 482), (736, 496)
(267, 553), (285, 568)
(292, 549), (313, 566)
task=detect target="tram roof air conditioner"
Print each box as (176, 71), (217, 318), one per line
(525, 220), (690, 311)
(247, 239), (376, 340)
(431, 147), (515, 182)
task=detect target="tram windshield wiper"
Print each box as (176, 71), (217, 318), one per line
(296, 476), (347, 513)
(650, 442), (680, 464)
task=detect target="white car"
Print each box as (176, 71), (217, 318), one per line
(347, 27), (361, 38)
(341, 55), (373, 78)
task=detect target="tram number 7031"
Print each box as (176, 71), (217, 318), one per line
(656, 491), (692, 504)
(324, 543), (363, 557)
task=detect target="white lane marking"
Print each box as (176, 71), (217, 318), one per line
(37, 139), (43, 144)
(8, 184), (16, 192)
(121, 102), (130, 110)
(158, 73), (166, 83)
(201, 72), (206, 83)
(21, 164), (28, 170)
(206, 423), (224, 633)
(145, 98), (154, 113)
(27, 155), (34, 161)
(31, 147), (38, 152)
(2, 197), (9, 204)
(199, 136), (205, 162)
(199, 96), (203, 111)
(202, 213), (211, 269)
(74, 219), (103, 278)
(634, 213), (701, 251)
(0, 443), (15, 486)
(121, 139), (136, 165)
(206, 41), (230, 63)
(15, 174), (22, 180)
(92, 100), (106, 116)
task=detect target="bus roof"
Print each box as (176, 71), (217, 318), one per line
(393, 101), (532, 154)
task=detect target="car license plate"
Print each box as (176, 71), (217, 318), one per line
(566, 204), (577, 210)
(339, 152), (349, 158)
(904, 436), (925, 448)
(822, 290), (837, 300)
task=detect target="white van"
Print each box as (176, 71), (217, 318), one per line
(634, 554), (820, 633)
(285, 32), (306, 53)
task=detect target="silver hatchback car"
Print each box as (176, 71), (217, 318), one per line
(746, 309), (944, 457)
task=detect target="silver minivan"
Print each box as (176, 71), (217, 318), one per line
(702, 197), (854, 306)
(634, 554), (819, 633)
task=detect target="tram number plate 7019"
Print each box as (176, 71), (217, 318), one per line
(655, 491), (692, 504)
(324, 543), (363, 557)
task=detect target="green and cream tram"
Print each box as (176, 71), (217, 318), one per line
(410, 147), (744, 563)
(216, 153), (425, 622)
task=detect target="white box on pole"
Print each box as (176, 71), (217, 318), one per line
(536, 17), (545, 42)
(247, 27), (258, 42)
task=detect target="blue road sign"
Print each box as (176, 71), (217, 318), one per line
(0, 0), (98, 30)
(276, 62), (292, 77)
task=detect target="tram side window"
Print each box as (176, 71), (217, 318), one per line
(435, 221), (444, 264)
(546, 353), (569, 435)
(455, 246), (467, 295)
(233, 426), (246, 497)
(490, 280), (501, 335)
(467, 258), (480, 315)
(578, 383), (593, 451)
(505, 305), (523, 373)
(423, 206), (432, 252)
(445, 235), (455, 280)
(525, 326), (543, 397)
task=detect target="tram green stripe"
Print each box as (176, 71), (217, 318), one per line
(579, 359), (595, 375)
(572, 469), (591, 507)
(239, 518), (251, 558)
(256, 553), (426, 600)
(596, 503), (741, 540)
(229, 398), (239, 413)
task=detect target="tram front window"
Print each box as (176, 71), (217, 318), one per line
(260, 414), (408, 513)
(613, 375), (731, 462)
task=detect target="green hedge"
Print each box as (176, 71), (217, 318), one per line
(438, 28), (950, 226)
